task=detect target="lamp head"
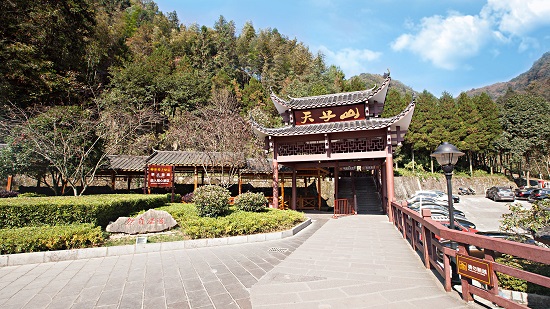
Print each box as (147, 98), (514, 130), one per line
(430, 142), (464, 167)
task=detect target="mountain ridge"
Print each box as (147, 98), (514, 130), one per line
(464, 52), (550, 101)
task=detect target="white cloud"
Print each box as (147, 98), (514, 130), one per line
(484, 0), (550, 36)
(319, 46), (382, 77)
(391, 14), (491, 70)
(391, 0), (550, 70)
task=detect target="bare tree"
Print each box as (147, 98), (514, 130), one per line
(4, 103), (159, 195)
(167, 89), (256, 187)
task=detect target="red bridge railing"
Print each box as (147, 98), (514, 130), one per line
(390, 201), (550, 309)
(333, 198), (355, 218)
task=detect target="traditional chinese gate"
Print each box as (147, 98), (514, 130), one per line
(251, 72), (415, 218)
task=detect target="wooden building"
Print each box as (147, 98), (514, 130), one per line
(250, 72), (415, 218)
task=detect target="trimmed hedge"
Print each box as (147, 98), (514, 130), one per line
(0, 223), (105, 255)
(0, 194), (168, 228)
(234, 192), (267, 212)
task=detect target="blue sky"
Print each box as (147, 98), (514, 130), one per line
(154, 0), (550, 96)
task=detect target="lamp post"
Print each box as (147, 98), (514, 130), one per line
(431, 142), (464, 230)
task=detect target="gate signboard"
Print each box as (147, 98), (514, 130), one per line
(456, 254), (493, 286)
(147, 165), (173, 188)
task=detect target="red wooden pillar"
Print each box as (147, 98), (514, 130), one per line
(291, 168), (297, 210)
(194, 166), (198, 191)
(110, 172), (116, 191)
(334, 162), (339, 201)
(385, 128), (395, 222)
(238, 171), (242, 195)
(6, 175), (13, 191)
(381, 164), (387, 214)
(386, 154), (395, 222)
(272, 158), (279, 209)
(317, 170), (322, 210)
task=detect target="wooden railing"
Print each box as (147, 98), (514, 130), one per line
(390, 201), (550, 308)
(266, 196), (317, 210)
(334, 198), (355, 218)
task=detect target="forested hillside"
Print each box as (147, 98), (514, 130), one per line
(465, 52), (550, 101)
(1, 0), (549, 194)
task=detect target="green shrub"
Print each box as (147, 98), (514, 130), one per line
(0, 194), (167, 228)
(193, 185), (230, 217)
(234, 192), (267, 212)
(166, 193), (182, 202)
(0, 223), (105, 255)
(158, 203), (306, 239)
(496, 255), (550, 296)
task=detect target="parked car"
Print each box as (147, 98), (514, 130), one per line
(413, 190), (459, 204)
(485, 186), (515, 202)
(433, 217), (477, 232)
(409, 203), (466, 219)
(515, 187), (537, 199)
(433, 190), (460, 203)
(528, 188), (550, 202)
(407, 196), (447, 206)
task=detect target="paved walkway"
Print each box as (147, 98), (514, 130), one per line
(0, 214), (484, 309)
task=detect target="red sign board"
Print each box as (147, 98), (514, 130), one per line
(294, 103), (366, 126)
(456, 254), (493, 286)
(148, 165), (173, 188)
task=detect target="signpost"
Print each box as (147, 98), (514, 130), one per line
(148, 165), (173, 187)
(456, 254), (493, 286)
(147, 165), (175, 201)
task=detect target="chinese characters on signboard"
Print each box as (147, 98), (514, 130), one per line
(293, 103), (366, 126)
(456, 254), (493, 286)
(147, 165), (173, 188)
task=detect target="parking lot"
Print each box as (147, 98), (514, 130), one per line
(451, 195), (531, 231)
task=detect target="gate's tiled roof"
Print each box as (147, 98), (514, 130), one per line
(271, 75), (390, 113)
(251, 99), (415, 141)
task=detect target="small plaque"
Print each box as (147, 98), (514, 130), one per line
(456, 254), (493, 286)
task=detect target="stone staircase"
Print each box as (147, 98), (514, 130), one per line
(338, 174), (383, 215)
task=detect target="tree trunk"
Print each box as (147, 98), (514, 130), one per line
(469, 152), (473, 177)
(412, 149), (415, 171)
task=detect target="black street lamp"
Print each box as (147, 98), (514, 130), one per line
(431, 142), (464, 230)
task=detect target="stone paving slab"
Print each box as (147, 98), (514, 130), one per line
(249, 215), (482, 309)
(0, 215), (490, 308)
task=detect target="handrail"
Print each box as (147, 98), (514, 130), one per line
(390, 201), (550, 308)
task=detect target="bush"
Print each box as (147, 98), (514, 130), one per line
(183, 192), (194, 203)
(158, 203), (306, 239)
(0, 190), (19, 198)
(166, 193), (182, 202)
(0, 194), (167, 228)
(0, 223), (105, 255)
(193, 185), (230, 217)
(234, 192), (267, 212)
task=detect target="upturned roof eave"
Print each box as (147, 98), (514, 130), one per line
(270, 74), (391, 112)
(251, 98), (415, 138)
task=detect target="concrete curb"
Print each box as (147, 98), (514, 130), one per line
(499, 288), (550, 308)
(0, 218), (312, 267)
